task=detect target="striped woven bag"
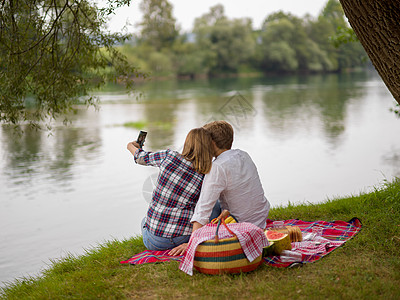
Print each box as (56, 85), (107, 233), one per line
(193, 217), (263, 275)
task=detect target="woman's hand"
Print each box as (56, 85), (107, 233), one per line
(168, 243), (188, 256)
(127, 141), (140, 155)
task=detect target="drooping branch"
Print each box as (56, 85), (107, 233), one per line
(0, 0), (145, 127)
(11, 1), (69, 55)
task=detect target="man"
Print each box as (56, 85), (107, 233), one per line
(169, 120), (270, 255)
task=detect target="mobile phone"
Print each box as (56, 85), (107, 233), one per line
(136, 130), (147, 148)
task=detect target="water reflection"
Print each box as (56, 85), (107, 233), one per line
(1, 126), (44, 183)
(382, 148), (400, 178)
(141, 102), (178, 149)
(0, 72), (375, 190)
(114, 78), (262, 149)
(0, 108), (102, 191)
(49, 125), (102, 181)
(112, 73), (369, 149)
(260, 73), (366, 146)
(136, 76), (260, 101)
(192, 92), (257, 134)
(98, 72), (375, 150)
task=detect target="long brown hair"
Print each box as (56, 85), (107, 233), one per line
(181, 127), (213, 174)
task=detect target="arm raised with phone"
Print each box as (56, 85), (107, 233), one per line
(126, 128), (214, 253)
(127, 131), (147, 161)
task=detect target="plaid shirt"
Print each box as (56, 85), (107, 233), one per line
(134, 149), (204, 238)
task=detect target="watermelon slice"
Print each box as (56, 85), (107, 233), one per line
(263, 230), (292, 255)
(262, 241), (275, 257)
(266, 230), (287, 241)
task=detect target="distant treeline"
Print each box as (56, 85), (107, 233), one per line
(118, 0), (367, 78)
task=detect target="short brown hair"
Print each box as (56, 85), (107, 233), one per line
(203, 120), (234, 150)
(181, 127), (213, 174)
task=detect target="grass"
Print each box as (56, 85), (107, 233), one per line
(122, 120), (174, 131)
(1, 179), (399, 299)
(122, 120), (148, 129)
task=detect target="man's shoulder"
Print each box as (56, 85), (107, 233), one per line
(210, 149), (249, 170)
(218, 149), (251, 161)
(214, 149), (257, 174)
(233, 148), (249, 156)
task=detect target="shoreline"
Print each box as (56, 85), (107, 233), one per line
(1, 178), (399, 298)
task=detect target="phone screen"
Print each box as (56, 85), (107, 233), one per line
(137, 131), (147, 147)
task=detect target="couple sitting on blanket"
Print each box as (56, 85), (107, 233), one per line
(127, 120), (270, 256)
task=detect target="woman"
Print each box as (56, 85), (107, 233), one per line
(127, 127), (213, 250)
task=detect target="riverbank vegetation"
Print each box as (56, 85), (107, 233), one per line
(120, 0), (367, 79)
(0, 0), (371, 128)
(1, 178), (399, 299)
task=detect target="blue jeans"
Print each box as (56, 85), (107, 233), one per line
(209, 200), (222, 221)
(141, 218), (191, 251)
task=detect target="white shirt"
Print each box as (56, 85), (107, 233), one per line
(191, 149), (270, 229)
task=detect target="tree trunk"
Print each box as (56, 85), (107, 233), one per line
(339, 0), (400, 105)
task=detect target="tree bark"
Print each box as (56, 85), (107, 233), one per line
(339, 0), (400, 105)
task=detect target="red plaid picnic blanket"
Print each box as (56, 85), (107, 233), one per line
(120, 250), (181, 264)
(179, 222), (268, 275)
(120, 218), (362, 270)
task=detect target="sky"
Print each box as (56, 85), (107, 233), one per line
(104, 0), (329, 33)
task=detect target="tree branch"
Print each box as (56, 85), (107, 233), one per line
(11, 0), (69, 55)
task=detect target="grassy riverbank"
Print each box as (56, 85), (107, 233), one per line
(1, 179), (399, 299)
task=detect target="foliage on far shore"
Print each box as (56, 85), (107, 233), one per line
(0, 0), (369, 128)
(1, 178), (399, 299)
(122, 0), (367, 79)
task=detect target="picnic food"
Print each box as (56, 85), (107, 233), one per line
(269, 225), (302, 242)
(224, 216), (236, 224)
(210, 212), (237, 225)
(262, 241), (275, 256)
(264, 230), (292, 255)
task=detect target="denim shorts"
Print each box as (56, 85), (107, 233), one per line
(141, 218), (191, 251)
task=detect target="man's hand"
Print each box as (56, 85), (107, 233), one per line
(192, 221), (204, 232)
(169, 243), (188, 256)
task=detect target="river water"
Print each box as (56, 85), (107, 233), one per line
(1, 71), (399, 286)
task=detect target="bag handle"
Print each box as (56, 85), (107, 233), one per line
(213, 213), (236, 243)
(210, 209), (231, 224)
